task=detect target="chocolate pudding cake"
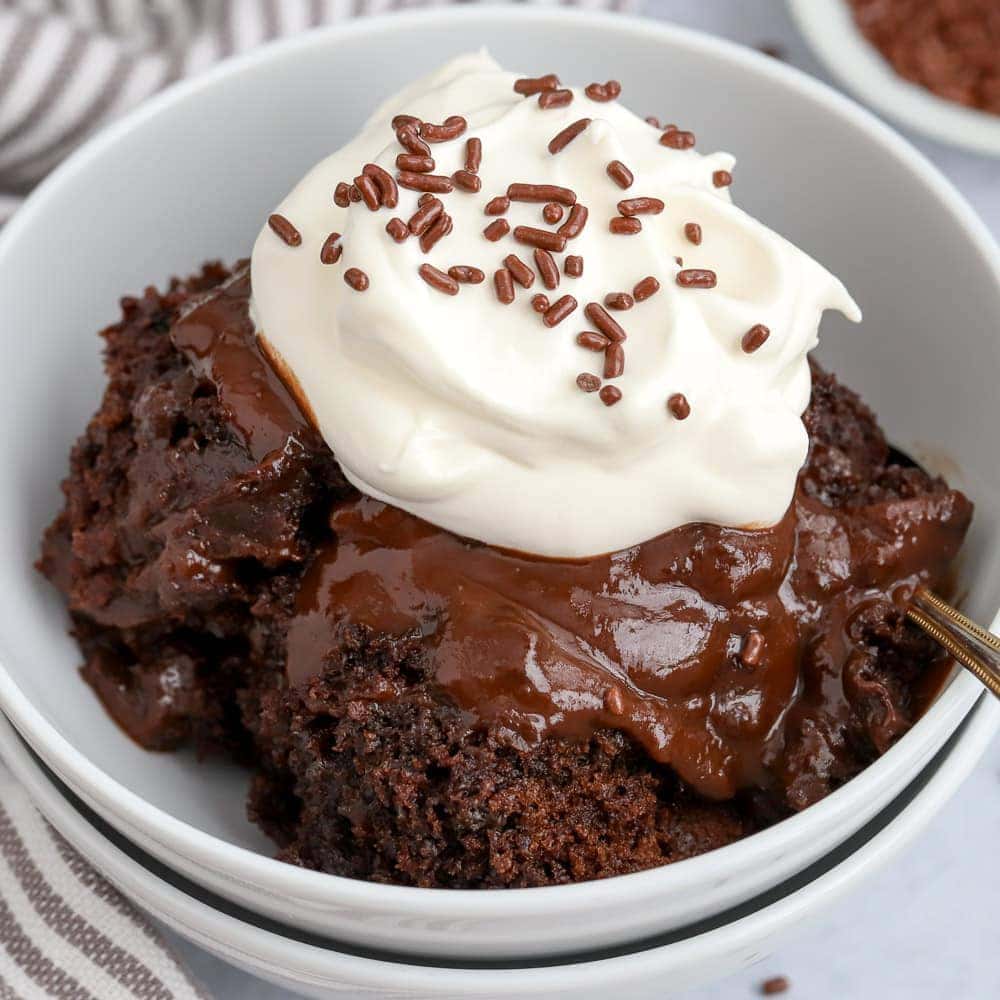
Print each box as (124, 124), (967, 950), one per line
(40, 56), (972, 888)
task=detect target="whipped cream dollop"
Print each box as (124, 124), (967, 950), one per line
(251, 52), (860, 557)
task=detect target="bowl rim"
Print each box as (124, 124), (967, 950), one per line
(787, 0), (1000, 158)
(2, 696), (997, 993)
(0, 2), (997, 920)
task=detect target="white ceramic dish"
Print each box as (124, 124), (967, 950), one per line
(788, 0), (1000, 157)
(1, 4), (999, 962)
(2, 699), (997, 999)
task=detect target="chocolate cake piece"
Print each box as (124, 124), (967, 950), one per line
(39, 267), (972, 887)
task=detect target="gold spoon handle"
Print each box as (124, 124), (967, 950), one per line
(907, 587), (1000, 700)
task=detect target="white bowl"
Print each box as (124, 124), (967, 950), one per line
(2, 697), (997, 999)
(788, 0), (1000, 157)
(1, 4), (999, 963)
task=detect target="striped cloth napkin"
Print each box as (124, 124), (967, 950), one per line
(0, 1), (632, 997)
(0, 0), (630, 223)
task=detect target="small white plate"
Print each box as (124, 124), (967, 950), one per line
(788, 0), (1000, 156)
(2, 699), (997, 999)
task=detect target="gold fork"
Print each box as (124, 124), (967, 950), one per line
(907, 588), (1000, 699)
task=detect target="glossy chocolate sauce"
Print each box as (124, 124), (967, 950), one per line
(174, 269), (970, 801)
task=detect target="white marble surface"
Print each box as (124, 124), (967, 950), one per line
(165, 2), (1000, 996)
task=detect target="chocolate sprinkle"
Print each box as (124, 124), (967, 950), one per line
(319, 232), (342, 264)
(761, 976), (790, 996)
(577, 331), (610, 351)
(420, 116), (467, 142)
(397, 171), (454, 194)
(576, 372), (601, 393)
(396, 125), (431, 156)
(603, 342), (625, 379)
(333, 182), (351, 207)
(645, 116), (662, 128)
(363, 163), (399, 208)
(349, 184), (362, 203)
(558, 204), (589, 239)
(514, 74), (560, 96)
(418, 263), (459, 295)
(677, 268), (717, 288)
(584, 80), (621, 102)
(600, 385), (622, 406)
(385, 218), (409, 243)
(667, 393), (691, 419)
(354, 172), (381, 211)
(408, 198), (443, 236)
(633, 276), (660, 301)
(609, 216), (642, 235)
(684, 222), (703, 245)
(494, 267), (515, 304)
(542, 202), (564, 224)
(267, 213), (301, 247)
(396, 153), (435, 173)
(660, 128), (696, 149)
(419, 213), (452, 253)
(538, 89), (573, 109)
(513, 226), (567, 253)
(483, 219), (510, 242)
(606, 160), (634, 189)
(344, 267), (369, 291)
(448, 265), (486, 284)
(504, 254), (535, 288)
(452, 169), (482, 192)
(565, 255), (584, 277)
(485, 196), (510, 216)
(508, 183), (577, 206)
(604, 292), (634, 311)
(392, 114), (421, 130)
(543, 295), (578, 327)
(713, 169), (733, 187)
(548, 118), (591, 155)
(534, 249), (560, 290)
(531, 293), (550, 314)
(465, 137), (482, 173)
(585, 302), (626, 342)
(618, 197), (664, 216)
(742, 324), (771, 353)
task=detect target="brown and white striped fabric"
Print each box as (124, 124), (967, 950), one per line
(0, 765), (209, 999)
(0, 0), (634, 222)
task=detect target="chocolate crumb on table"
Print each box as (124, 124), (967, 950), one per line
(760, 975), (791, 995)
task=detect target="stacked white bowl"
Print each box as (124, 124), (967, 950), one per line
(0, 7), (998, 993)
